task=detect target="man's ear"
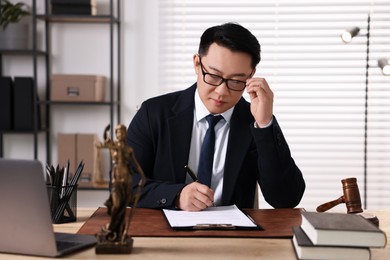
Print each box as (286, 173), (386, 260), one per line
(250, 68), (256, 78)
(193, 54), (200, 74)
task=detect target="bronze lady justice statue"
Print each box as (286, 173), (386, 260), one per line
(95, 124), (145, 254)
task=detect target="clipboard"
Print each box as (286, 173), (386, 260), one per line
(162, 205), (264, 231)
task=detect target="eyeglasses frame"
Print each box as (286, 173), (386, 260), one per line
(198, 55), (254, 92)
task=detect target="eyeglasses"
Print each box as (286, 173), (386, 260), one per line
(198, 56), (250, 92)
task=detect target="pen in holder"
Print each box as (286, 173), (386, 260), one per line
(47, 184), (77, 224)
(46, 160), (84, 224)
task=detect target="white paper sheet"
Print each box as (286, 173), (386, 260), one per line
(162, 205), (258, 229)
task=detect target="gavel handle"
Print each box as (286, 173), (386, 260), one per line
(316, 196), (345, 212)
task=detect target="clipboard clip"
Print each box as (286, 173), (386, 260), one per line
(193, 224), (236, 230)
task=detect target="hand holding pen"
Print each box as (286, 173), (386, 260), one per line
(176, 165), (214, 211)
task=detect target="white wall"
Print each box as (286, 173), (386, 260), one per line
(121, 0), (159, 125)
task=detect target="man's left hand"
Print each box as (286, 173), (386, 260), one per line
(246, 77), (274, 127)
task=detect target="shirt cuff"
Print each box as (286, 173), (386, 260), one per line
(254, 118), (273, 128)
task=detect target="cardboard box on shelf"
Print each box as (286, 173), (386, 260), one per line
(76, 134), (97, 185)
(57, 133), (107, 188)
(57, 133), (77, 173)
(51, 74), (106, 102)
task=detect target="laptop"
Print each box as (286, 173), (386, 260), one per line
(0, 158), (97, 257)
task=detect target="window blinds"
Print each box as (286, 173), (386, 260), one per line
(158, 0), (390, 210)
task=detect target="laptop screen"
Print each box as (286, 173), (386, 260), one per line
(0, 159), (96, 257)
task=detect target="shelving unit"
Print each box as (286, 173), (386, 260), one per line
(0, 0), (47, 160)
(1, 0), (121, 179)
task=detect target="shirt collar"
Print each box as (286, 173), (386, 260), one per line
(194, 88), (234, 123)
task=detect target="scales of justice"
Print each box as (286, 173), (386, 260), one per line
(95, 124), (145, 254)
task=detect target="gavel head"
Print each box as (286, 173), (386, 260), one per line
(341, 177), (363, 213)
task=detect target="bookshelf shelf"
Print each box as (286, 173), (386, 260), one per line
(37, 14), (119, 24)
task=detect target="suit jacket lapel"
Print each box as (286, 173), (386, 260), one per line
(167, 85), (196, 182)
(222, 98), (253, 205)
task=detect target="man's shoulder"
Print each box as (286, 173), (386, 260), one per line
(142, 84), (196, 110)
(144, 85), (196, 104)
(145, 89), (183, 104)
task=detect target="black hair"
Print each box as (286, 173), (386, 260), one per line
(198, 22), (261, 68)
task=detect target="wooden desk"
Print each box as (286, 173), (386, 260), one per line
(2, 208), (390, 259)
(78, 207), (303, 237)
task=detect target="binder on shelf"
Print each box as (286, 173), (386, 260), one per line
(13, 77), (41, 131)
(0, 77), (13, 130)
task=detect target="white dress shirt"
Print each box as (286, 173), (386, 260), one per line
(187, 89), (234, 206)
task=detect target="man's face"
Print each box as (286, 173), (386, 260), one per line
(194, 43), (253, 114)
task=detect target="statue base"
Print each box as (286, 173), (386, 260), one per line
(95, 235), (133, 254)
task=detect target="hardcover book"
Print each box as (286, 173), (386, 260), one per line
(301, 212), (387, 248)
(292, 226), (371, 260)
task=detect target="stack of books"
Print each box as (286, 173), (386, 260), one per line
(51, 0), (97, 15)
(292, 211), (387, 260)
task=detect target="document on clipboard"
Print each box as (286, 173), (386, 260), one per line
(162, 205), (262, 230)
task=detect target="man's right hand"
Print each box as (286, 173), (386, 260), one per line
(176, 182), (215, 211)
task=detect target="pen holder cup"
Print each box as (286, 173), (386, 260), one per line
(47, 185), (77, 224)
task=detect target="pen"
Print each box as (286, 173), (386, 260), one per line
(63, 159), (70, 186)
(184, 165), (198, 182)
(61, 159), (70, 198)
(185, 165), (216, 207)
(46, 165), (53, 185)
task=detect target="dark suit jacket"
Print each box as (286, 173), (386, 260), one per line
(126, 84), (305, 209)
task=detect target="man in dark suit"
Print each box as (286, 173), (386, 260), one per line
(126, 23), (305, 211)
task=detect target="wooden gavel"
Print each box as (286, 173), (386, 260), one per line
(316, 177), (363, 214)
